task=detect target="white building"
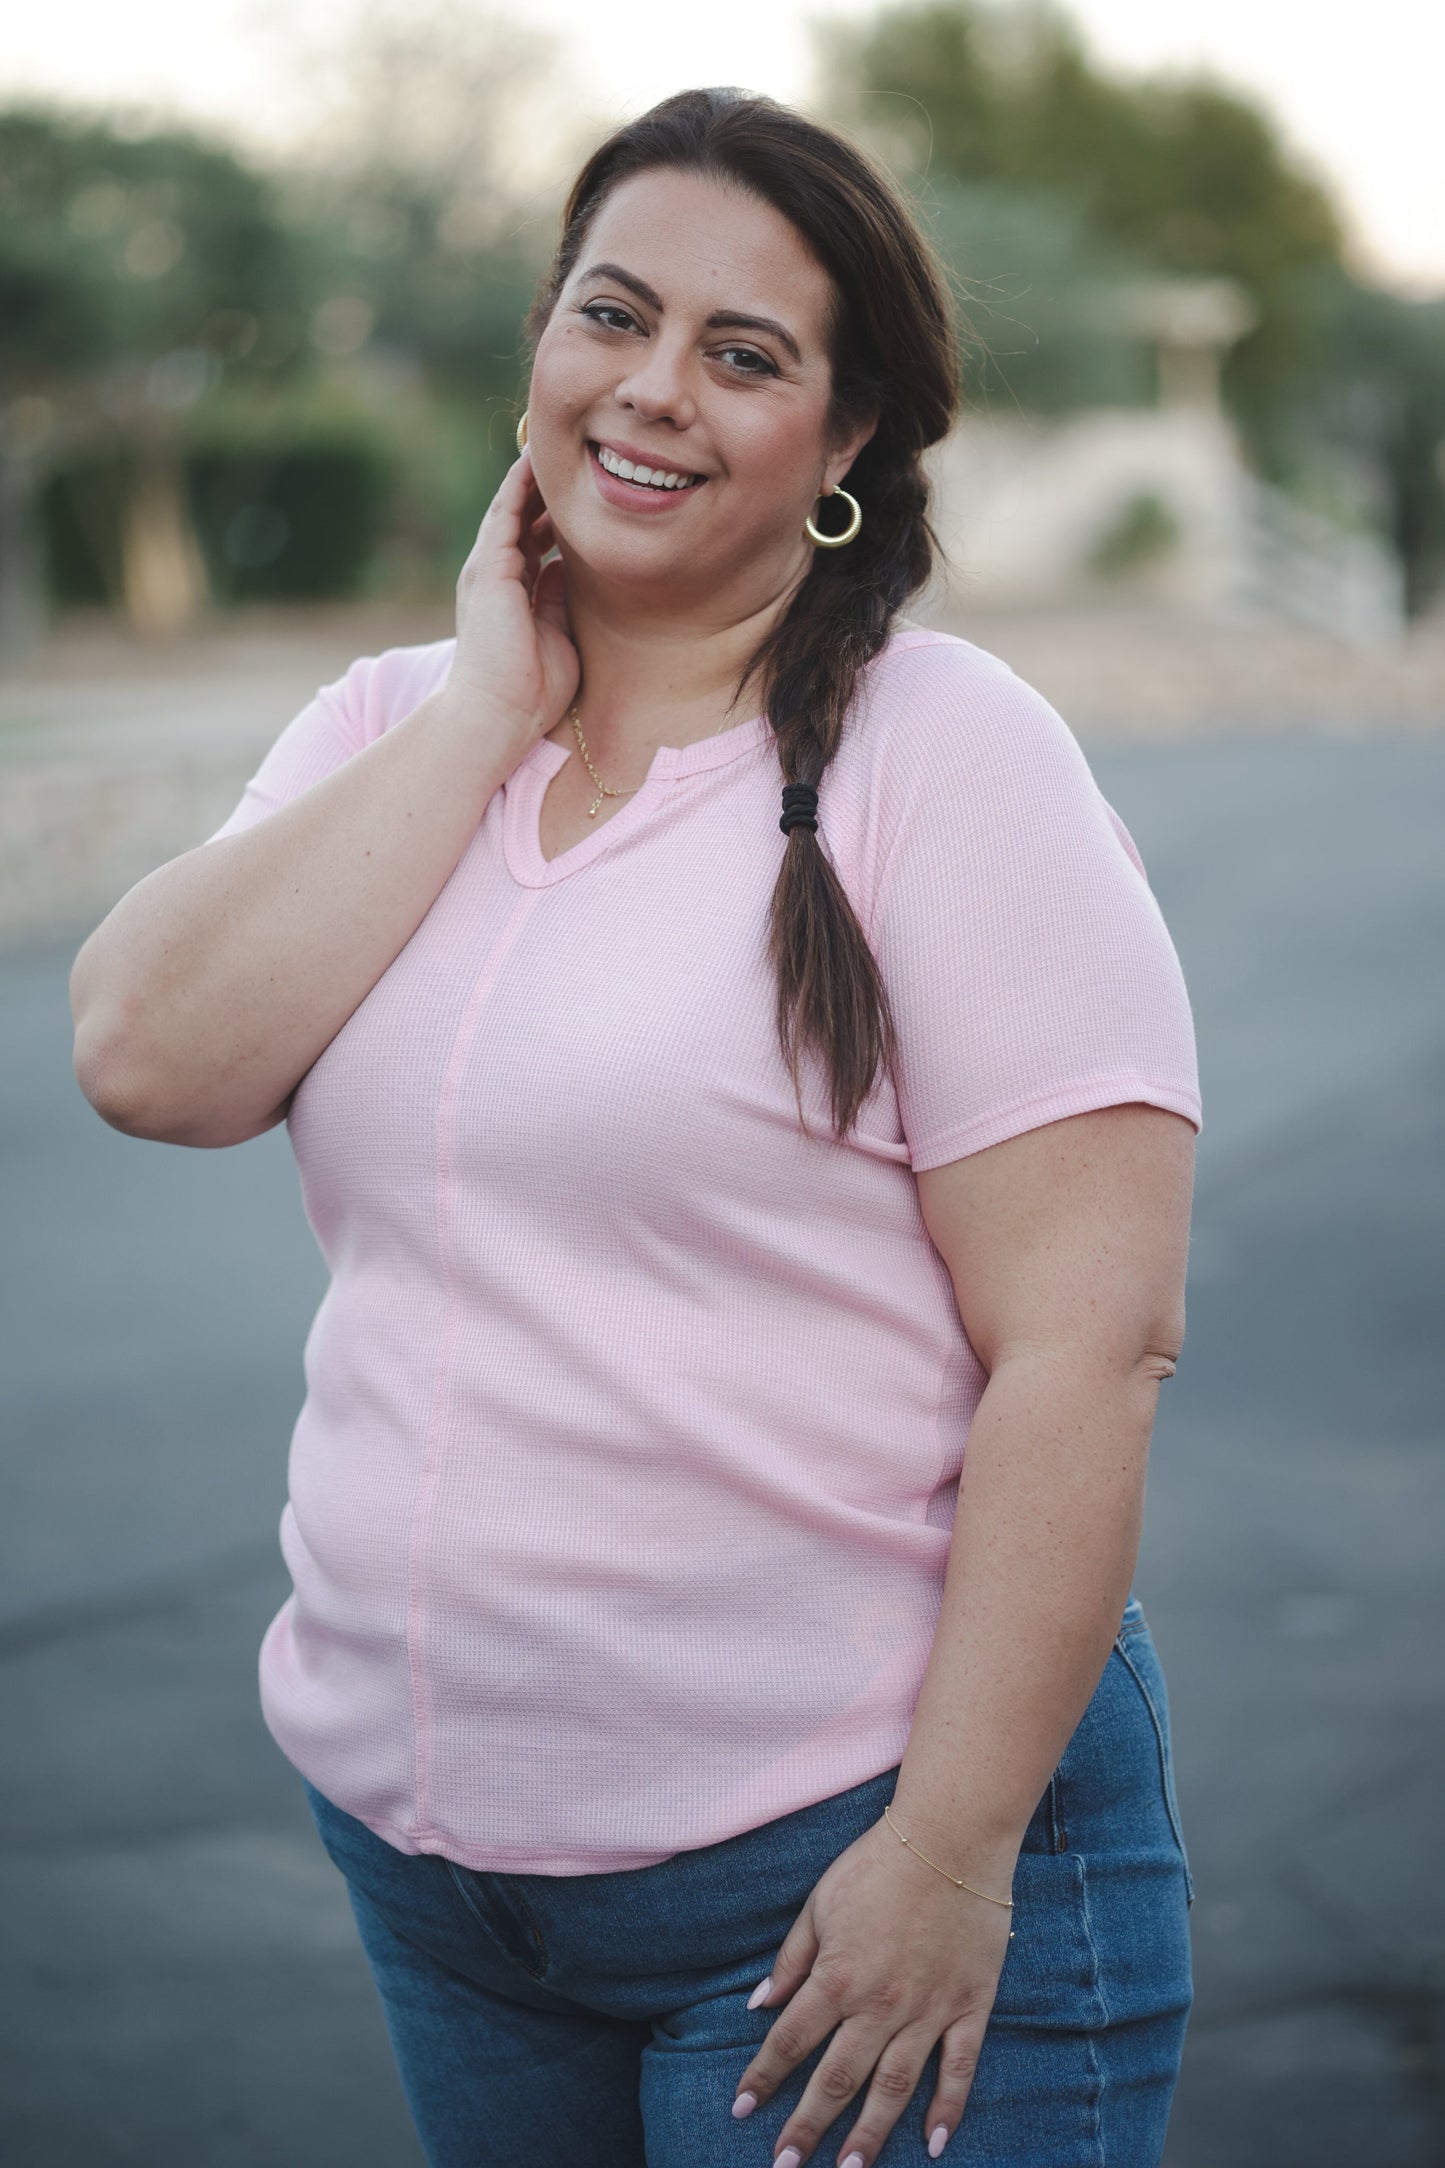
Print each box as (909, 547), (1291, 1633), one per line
(923, 276), (1406, 647)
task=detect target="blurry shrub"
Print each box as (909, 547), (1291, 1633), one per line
(1288, 272), (1445, 618)
(182, 380), (395, 600)
(1085, 490), (1182, 577)
(43, 451), (132, 604)
(188, 443), (392, 601)
(43, 427), (394, 607)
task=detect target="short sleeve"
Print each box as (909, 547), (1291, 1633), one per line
(200, 654), (376, 843)
(866, 645), (1203, 1171)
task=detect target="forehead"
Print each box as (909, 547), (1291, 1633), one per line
(572, 168), (835, 343)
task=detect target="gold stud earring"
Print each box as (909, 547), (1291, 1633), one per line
(516, 410), (529, 452)
(805, 484), (861, 548)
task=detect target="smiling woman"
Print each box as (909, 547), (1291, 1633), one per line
(73, 81), (1201, 2168)
(530, 194), (870, 576)
(509, 132), (939, 937)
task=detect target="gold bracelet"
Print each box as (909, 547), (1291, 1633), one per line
(883, 1804), (1016, 1932)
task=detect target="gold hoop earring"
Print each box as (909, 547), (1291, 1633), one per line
(805, 484), (861, 548)
(516, 410), (528, 452)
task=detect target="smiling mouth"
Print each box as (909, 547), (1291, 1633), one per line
(587, 441), (707, 492)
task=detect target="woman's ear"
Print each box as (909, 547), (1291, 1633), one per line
(823, 402), (880, 493)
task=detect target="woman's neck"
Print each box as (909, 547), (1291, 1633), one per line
(557, 556), (805, 757)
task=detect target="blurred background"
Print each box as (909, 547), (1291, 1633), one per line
(2, 2), (1441, 2163)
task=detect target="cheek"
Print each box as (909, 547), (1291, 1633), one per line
(726, 415), (817, 513)
(532, 327), (601, 413)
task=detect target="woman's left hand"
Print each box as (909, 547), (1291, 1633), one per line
(730, 1810), (1021, 2166)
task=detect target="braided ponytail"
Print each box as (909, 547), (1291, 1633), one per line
(522, 87), (962, 1143)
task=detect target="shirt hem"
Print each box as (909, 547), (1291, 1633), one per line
(288, 1759), (910, 1878)
(907, 1074), (1204, 1172)
(367, 1815), (702, 1875)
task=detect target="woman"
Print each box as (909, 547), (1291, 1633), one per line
(71, 87), (1202, 2168)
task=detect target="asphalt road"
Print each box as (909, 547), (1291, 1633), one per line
(3, 726), (1442, 2166)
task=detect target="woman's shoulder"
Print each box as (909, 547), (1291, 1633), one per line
(850, 625), (1169, 946)
(853, 620), (1090, 793)
(323, 635), (457, 747)
(874, 618), (1012, 674)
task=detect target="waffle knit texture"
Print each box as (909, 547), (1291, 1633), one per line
(204, 623), (1203, 1873)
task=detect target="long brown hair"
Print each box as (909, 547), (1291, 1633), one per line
(521, 87), (961, 1143)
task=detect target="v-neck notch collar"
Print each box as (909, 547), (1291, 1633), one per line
(503, 708), (775, 887)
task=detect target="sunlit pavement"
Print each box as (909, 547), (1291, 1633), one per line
(3, 721), (1441, 2165)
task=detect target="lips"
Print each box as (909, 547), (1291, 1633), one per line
(586, 439), (708, 512)
(587, 440), (707, 489)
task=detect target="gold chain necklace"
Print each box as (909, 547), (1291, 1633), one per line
(567, 698), (742, 816)
(567, 700), (640, 819)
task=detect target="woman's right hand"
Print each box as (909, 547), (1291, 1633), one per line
(436, 444), (580, 767)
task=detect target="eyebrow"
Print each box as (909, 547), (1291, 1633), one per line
(576, 262), (803, 366)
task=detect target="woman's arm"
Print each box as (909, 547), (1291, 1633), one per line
(726, 1099), (1196, 2157)
(893, 1099), (1195, 1858)
(70, 445), (577, 1151)
(69, 690), (517, 1150)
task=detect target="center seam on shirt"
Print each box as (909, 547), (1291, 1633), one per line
(403, 887), (542, 1842)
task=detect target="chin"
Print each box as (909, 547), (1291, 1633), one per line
(577, 538), (701, 585)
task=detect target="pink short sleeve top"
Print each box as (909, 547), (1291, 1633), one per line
(203, 622), (1202, 1874)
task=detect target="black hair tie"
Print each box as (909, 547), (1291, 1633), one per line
(780, 783), (819, 836)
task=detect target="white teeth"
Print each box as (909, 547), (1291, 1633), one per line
(596, 444), (698, 490)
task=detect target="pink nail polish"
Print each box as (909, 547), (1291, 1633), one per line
(775, 2150), (803, 2168)
(747, 1975), (772, 2010)
(732, 2092), (757, 2120)
(929, 2123), (950, 2157)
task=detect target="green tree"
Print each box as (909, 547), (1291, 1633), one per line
(815, 0), (1445, 614)
(1289, 271), (1445, 617)
(815, 0), (1345, 453)
(0, 1), (587, 643)
(918, 178), (1159, 414)
(0, 104), (314, 639)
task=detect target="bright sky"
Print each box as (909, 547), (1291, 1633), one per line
(4, 0), (1442, 297)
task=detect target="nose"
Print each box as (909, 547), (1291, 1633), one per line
(612, 334), (698, 432)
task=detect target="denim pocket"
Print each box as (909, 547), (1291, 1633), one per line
(1112, 1610), (1195, 1908)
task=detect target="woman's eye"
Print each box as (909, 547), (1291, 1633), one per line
(581, 303), (636, 332)
(718, 347), (777, 377)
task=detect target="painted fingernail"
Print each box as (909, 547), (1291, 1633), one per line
(842, 2154), (866, 2168)
(732, 2092), (758, 2120)
(776, 2152), (803, 2168)
(929, 2124), (950, 2157)
(747, 1975), (773, 2009)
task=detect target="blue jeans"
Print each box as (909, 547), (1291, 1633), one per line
(302, 1594), (1194, 2166)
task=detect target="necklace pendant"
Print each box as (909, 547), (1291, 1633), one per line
(588, 793), (602, 817)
